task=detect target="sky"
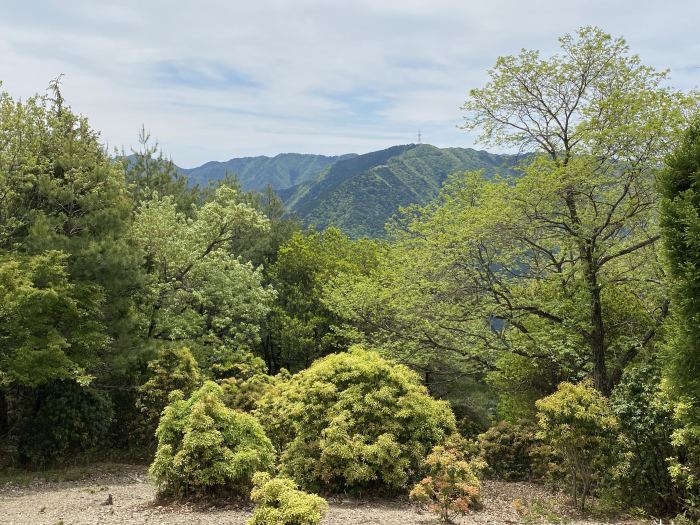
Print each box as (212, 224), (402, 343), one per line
(1, 0), (699, 167)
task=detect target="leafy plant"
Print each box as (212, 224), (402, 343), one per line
(410, 436), (484, 523)
(536, 381), (618, 511)
(16, 381), (113, 467)
(256, 346), (456, 492)
(248, 472), (328, 525)
(135, 345), (202, 445)
(479, 420), (538, 481)
(150, 381), (275, 499)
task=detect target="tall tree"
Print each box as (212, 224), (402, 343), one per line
(123, 126), (200, 214)
(131, 185), (275, 371)
(660, 119), (700, 451)
(330, 27), (695, 400)
(459, 26), (693, 394)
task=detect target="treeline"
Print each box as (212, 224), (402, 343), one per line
(1, 26), (700, 522)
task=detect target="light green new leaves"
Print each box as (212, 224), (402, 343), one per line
(132, 185), (276, 356)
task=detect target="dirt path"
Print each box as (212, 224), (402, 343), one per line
(0, 465), (631, 525)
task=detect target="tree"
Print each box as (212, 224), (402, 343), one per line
(460, 27), (695, 393)
(659, 118), (700, 517)
(263, 228), (381, 373)
(123, 126), (200, 214)
(131, 185), (275, 369)
(330, 27), (695, 400)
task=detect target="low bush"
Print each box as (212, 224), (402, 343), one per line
(16, 380), (113, 467)
(536, 380), (618, 511)
(255, 346), (456, 493)
(149, 381), (275, 499)
(410, 435), (483, 523)
(478, 420), (538, 481)
(248, 472), (328, 525)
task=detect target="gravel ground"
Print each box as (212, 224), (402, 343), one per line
(0, 465), (638, 525)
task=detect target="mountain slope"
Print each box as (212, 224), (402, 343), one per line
(283, 144), (522, 237)
(181, 152), (357, 192)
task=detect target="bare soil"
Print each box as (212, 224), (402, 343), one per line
(0, 464), (638, 525)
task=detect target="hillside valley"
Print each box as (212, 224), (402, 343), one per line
(181, 144), (523, 237)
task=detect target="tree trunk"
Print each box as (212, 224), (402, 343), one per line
(583, 247), (608, 394)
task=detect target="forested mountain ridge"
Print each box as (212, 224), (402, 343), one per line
(181, 144), (523, 237)
(283, 144), (524, 237)
(180, 152), (357, 191)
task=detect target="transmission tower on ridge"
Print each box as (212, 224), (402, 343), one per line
(418, 130), (422, 144)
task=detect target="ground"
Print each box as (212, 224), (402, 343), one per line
(0, 464), (637, 525)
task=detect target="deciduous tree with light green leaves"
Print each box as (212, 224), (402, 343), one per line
(131, 184), (276, 370)
(329, 27), (697, 404)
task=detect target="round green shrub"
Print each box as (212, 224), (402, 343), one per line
(256, 346), (456, 492)
(150, 381), (275, 499)
(248, 472), (328, 525)
(16, 380), (113, 467)
(478, 420), (538, 481)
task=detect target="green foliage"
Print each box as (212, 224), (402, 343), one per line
(264, 228), (381, 372)
(660, 118), (700, 519)
(132, 184), (275, 360)
(123, 126), (200, 214)
(248, 472), (328, 525)
(15, 381), (113, 467)
(256, 346), (456, 492)
(410, 436), (483, 523)
(150, 381), (275, 499)
(219, 370), (290, 413)
(135, 346), (202, 444)
(478, 420), (538, 481)
(607, 360), (680, 515)
(0, 251), (106, 387)
(536, 381), (618, 510)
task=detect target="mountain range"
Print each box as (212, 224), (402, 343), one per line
(180, 144), (523, 237)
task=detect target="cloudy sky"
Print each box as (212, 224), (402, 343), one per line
(1, 1), (698, 167)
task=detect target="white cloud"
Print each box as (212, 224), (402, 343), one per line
(0, 0), (698, 166)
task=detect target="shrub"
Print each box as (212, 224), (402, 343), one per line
(16, 380), (113, 467)
(248, 472), (328, 525)
(410, 436), (483, 523)
(608, 361), (680, 515)
(149, 381), (275, 499)
(220, 369), (291, 413)
(256, 346), (456, 492)
(478, 420), (538, 481)
(536, 380), (618, 511)
(136, 346), (202, 445)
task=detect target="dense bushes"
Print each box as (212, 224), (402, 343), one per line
(536, 381), (618, 511)
(609, 361), (680, 515)
(136, 346), (202, 445)
(150, 381), (275, 499)
(255, 346), (456, 492)
(410, 436), (483, 523)
(478, 421), (538, 481)
(15, 381), (113, 467)
(248, 472), (328, 525)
